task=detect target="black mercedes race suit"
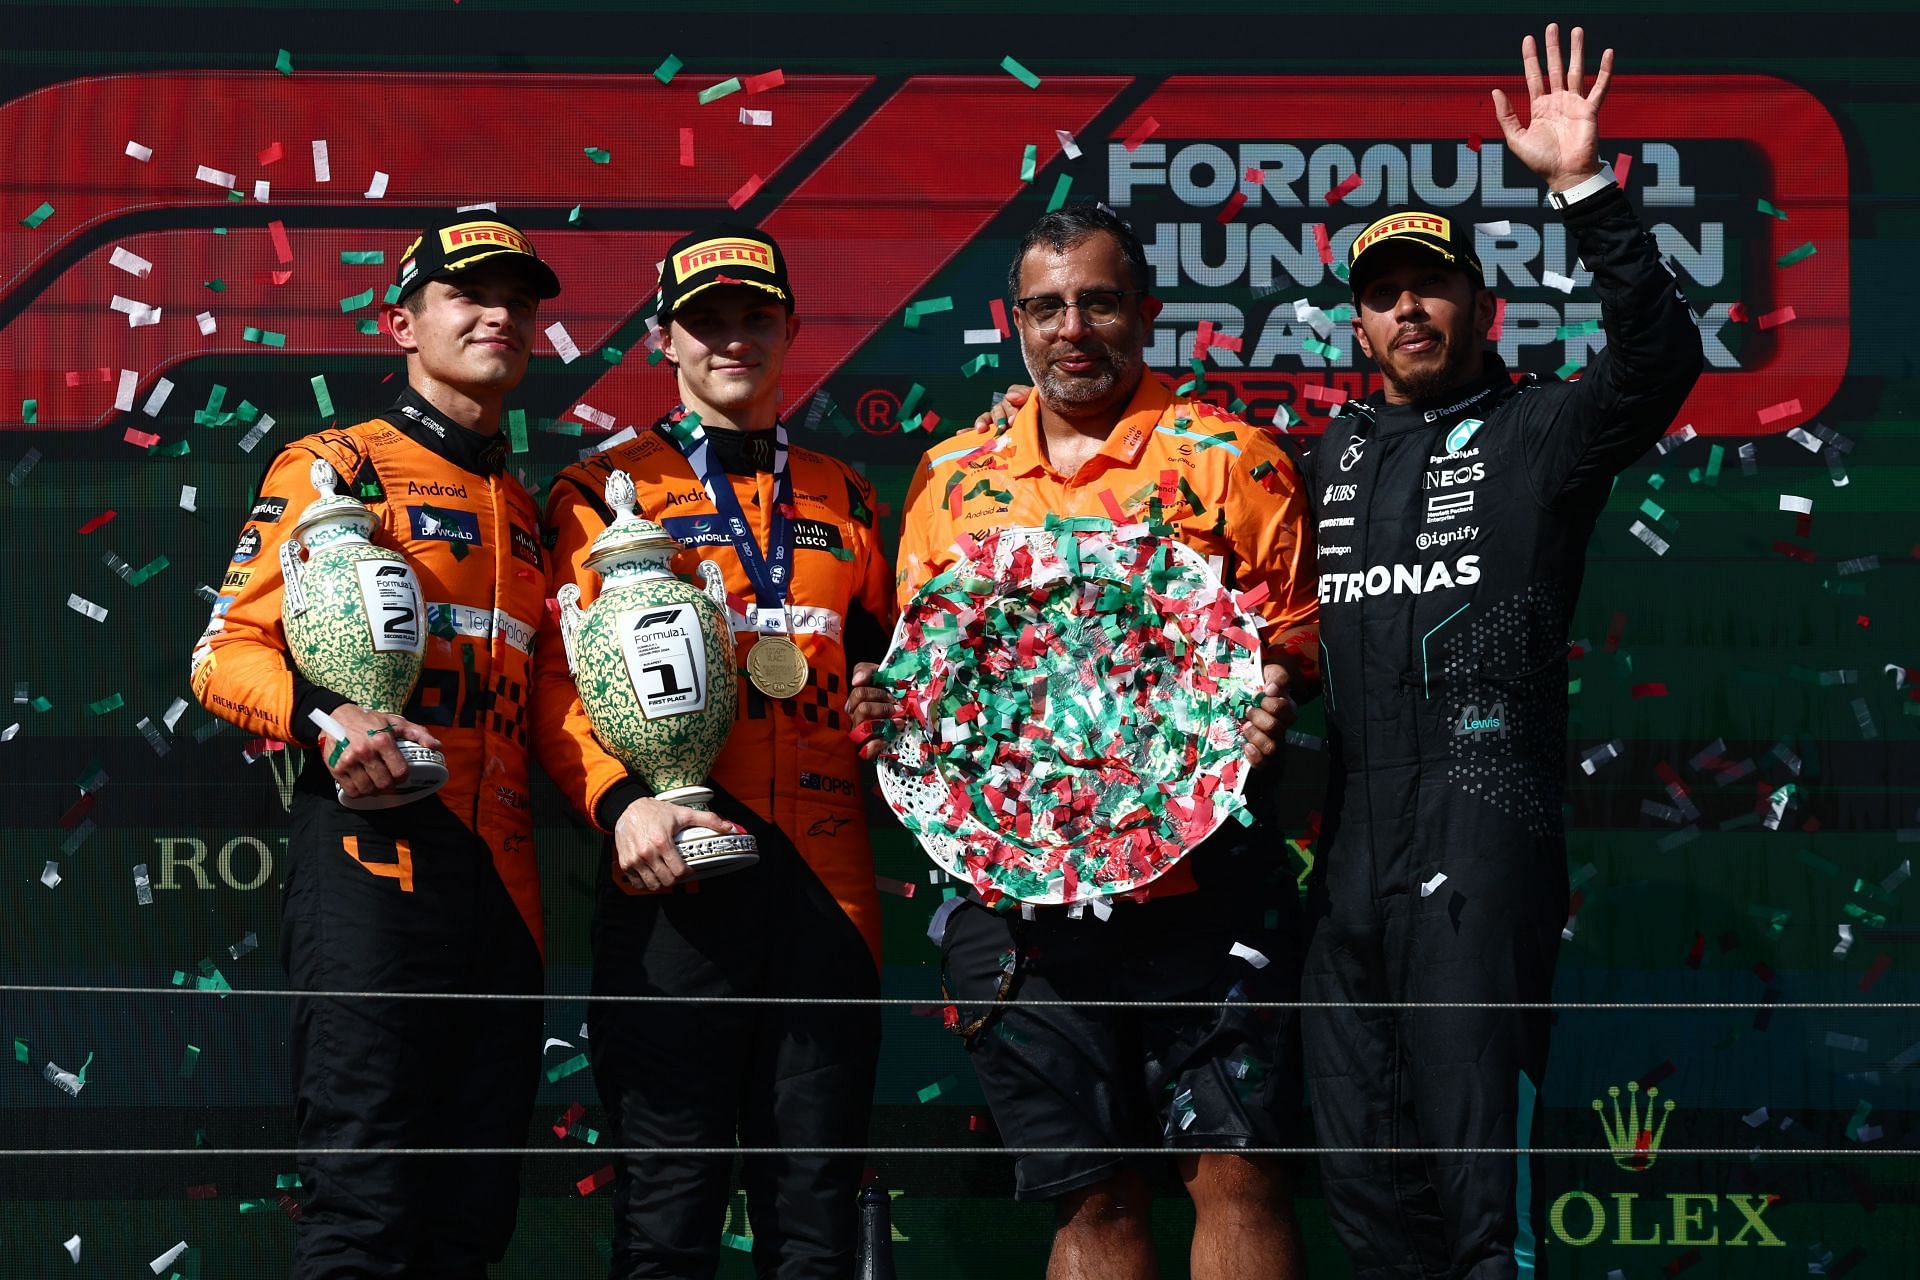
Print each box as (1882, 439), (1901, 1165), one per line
(1300, 184), (1703, 1280)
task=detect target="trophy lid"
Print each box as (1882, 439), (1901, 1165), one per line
(585, 469), (682, 569)
(291, 458), (378, 539)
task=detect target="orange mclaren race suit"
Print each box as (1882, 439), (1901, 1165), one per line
(534, 412), (894, 1278)
(898, 372), (1321, 1200)
(189, 387), (545, 1278)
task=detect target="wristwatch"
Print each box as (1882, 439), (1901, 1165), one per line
(1549, 165), (1615, 210)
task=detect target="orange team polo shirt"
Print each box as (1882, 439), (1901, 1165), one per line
(896, 372), (1319, 899)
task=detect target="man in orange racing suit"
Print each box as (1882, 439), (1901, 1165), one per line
(189, 212), (559, 1278)
(534, 223), (895, 1279)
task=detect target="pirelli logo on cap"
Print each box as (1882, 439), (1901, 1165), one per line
(438, 220), (535, 255)
(1352, 212), (1452, 259)
(672, 236), (775, 282)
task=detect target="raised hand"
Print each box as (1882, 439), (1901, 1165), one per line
(1490, 23), (1613, 192)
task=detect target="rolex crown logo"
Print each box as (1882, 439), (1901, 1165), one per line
(1592, 1081), (1675, 1172)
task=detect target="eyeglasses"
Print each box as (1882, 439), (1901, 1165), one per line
(1012, 289), (1143, 332)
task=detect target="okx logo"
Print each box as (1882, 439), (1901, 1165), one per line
(1594, 1080), (1674, 1172)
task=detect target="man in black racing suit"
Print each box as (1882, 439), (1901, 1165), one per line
(1300, 26), (1704, 1279)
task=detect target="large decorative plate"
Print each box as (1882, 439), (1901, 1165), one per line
(873, 517), (1266, 904)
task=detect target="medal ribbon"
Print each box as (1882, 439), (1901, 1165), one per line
(661, 408), (793, 630)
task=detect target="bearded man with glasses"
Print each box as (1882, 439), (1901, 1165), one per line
(849, 204), (1319, 1280)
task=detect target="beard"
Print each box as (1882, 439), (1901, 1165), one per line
(1026, 340), (1136, 409)
(1382, 328), (1481, 404)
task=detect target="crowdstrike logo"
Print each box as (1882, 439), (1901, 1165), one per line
(1417, 525), (1478, 550)
(1317, 555), (1479, 604)
(1318, 515), (1356, 529)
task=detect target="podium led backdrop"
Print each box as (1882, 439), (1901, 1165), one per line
(0, 2), (1913, 1274)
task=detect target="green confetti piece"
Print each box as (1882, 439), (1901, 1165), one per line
(242, 327), (288, 348)
(1000, 55), (1041, 88)
(310, 375), (335, 418)
(275, 1173), (303, 1190)
(126, 556), (169, 586)
(584, 146), (611, 164)
(29, 696), (50, 712)
(962, 352), (1001, 377)
(338, 288), (375, 313)
(900, 383), (926, 418)
(721, 1233), (754, 1253)
(356, 319), (380, 336)
(339, 250), (385, 265)
(235, 399), (260, 425)
(653, 53), (683, 84)
(507, 408), (528, 455)
(1302, 336), (1344, 361)
(1639, 498), (1666, 522)
(327, 740), (345, 768)
(274, 48), (293, 76)
(903, 297), (952, 330)
(1776, 241), (1817, 268)
(383, 284), (403, 305)
(1647, 472), (1666, 490)
(1553, 360), (1583, 380)
(1045, 172), (1073, 212)
(567, 204), (584, 226)
(1567, 677), (1583, 696)
(545, 1052), (590, 1083)
(13, 1037), (27, 1064)
(1019, 143), (1037, 183)
(543, 419), (584, 438)
(1555, 318), (1602, 340)
(180, 1044), (200, 1079)
(1705, 443), (1724, 485)
(916, 1075), (957, 1103)
(1757, 198), (1788, 221)
(211, 226), (226, 235)
(203, 279), (225, 293)
(21, 399), (35, 424)
(698, 78), (743, 105)
(87, 693), (125, 716)
(19, 201), (54, 229)
(600, 345), (624, 365)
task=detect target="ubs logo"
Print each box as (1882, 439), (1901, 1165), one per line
(1322, 483), (1358, 505)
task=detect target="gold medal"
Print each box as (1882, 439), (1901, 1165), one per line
(746, 633), (809, 699)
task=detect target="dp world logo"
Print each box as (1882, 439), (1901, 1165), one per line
(1594, 1081), (1674, 1172)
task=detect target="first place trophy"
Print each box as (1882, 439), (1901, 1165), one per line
(281, 459), (447, 809)
(556, 470), (759, 879)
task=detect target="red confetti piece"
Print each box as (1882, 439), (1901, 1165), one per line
(1325, 171), (1363, 204)
(1466, 132), (1482, 152)
(76, 509), (117, 534)
(1772, 540), (1816, 564)
(1192, 320), (1214, 361)
(1604, 611), (1627, 654)
(552, 1101), (586, 1138)
(270, 268), (293, 286)
(1488, 296), (1506, 342)
(1756, 398), (1802, 426)
(678, 128), (694, 168)
(727, 174), (763, 210)
(123, 427), (160, 449)
(1794, 512), (1813, 539)
(1856, 615), (1870, 628)
(60, 793), (96, 829)
(1662, 1248), (1701, 1275)
(1639, 1059), (1677, 1089)
(967, 1113), (988, 1131)
(1216, 191), (1248, 223)
(1684, 931), (1705, 969)
(186, 1183), (219, 1200)
(1121, 116), (1160, 152)
(1613, 153), (1632, 187)
(1727, 301), (1749, 324)
(989, 297), (1011, 338)
(1313, 223), (1333, 264)
(1631, 682), (1668, 698)
(575, 1164), (615, 1197)
(1859, 954), (1892, 992)
(257, 141), (284, 167)
(1751, 961), (1777, 984)
(65, 367), (112, 387)
(1757, 305), (1797, 330)
(1235, 580), (1269, 613)
(267, 219), (293, 264)
(1097, 489), (1126, 522)
(742, 69), (785, 94)
(1301, 384), (1347, 406)
(1209, 332), (1242, 353)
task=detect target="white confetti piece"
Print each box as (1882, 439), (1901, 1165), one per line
(1737, 441), (1757, 474)
(148, 1241), (188, 1274)
(593, 425), (638, 453)
(1785, 426), (1823, 453)
(1055, 129), (1082, 159)
(1742, 1106), (1769, 1127)
(133, 862), (154, 905)
(178, 484), (197, 513)
(456, 201), (500, 213)
(542, 1037), (573, 1054)
(126, 140), (152, 162)
(66, 593), (107, 622)
(163, 697), (189, 731)
(925, 896), (965, 945)
(1475, 220), (1512, 236)
(253, 179), (270, 203)
(739, 108), (772, 126)
(1420, 871), (1449, 897)
(195, 311), (216, 336)
(1579, 739), (1624, 775)
(40, 860), (59, 888)
(64, 1234), (81, 1262)
(1541, 270), (1576, 294)
(142, 377), (174, 416)
(1653, 424), (1697, 455)
(1778, 494), (1813, 514)
(962, 328), (1006, 345)
(0, 722), (16, 742)
(109, 246), (154, 278)
(228, 930), (259, 959)
(1628, 519), (1670, 556)
(194, 163), (237, 189)
(1228, 941), (1271, 969)
(1825, 1032), (1869, 1053)
(363, 169), (390, 199)
(309, 707), (349, 743)
(545, 321), (581, 363)
(113, 369), (139, 412)
(311, 139), (330, 183)
(572, 402), (616, 431)
(110, 294), (162, 326)
(44, 1060), (85, 1097)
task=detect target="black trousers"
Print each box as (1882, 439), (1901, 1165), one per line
(1302, 778), (1567, 1280)
(587, 819), (880, 1280)
(281, 796), (543, 1280)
